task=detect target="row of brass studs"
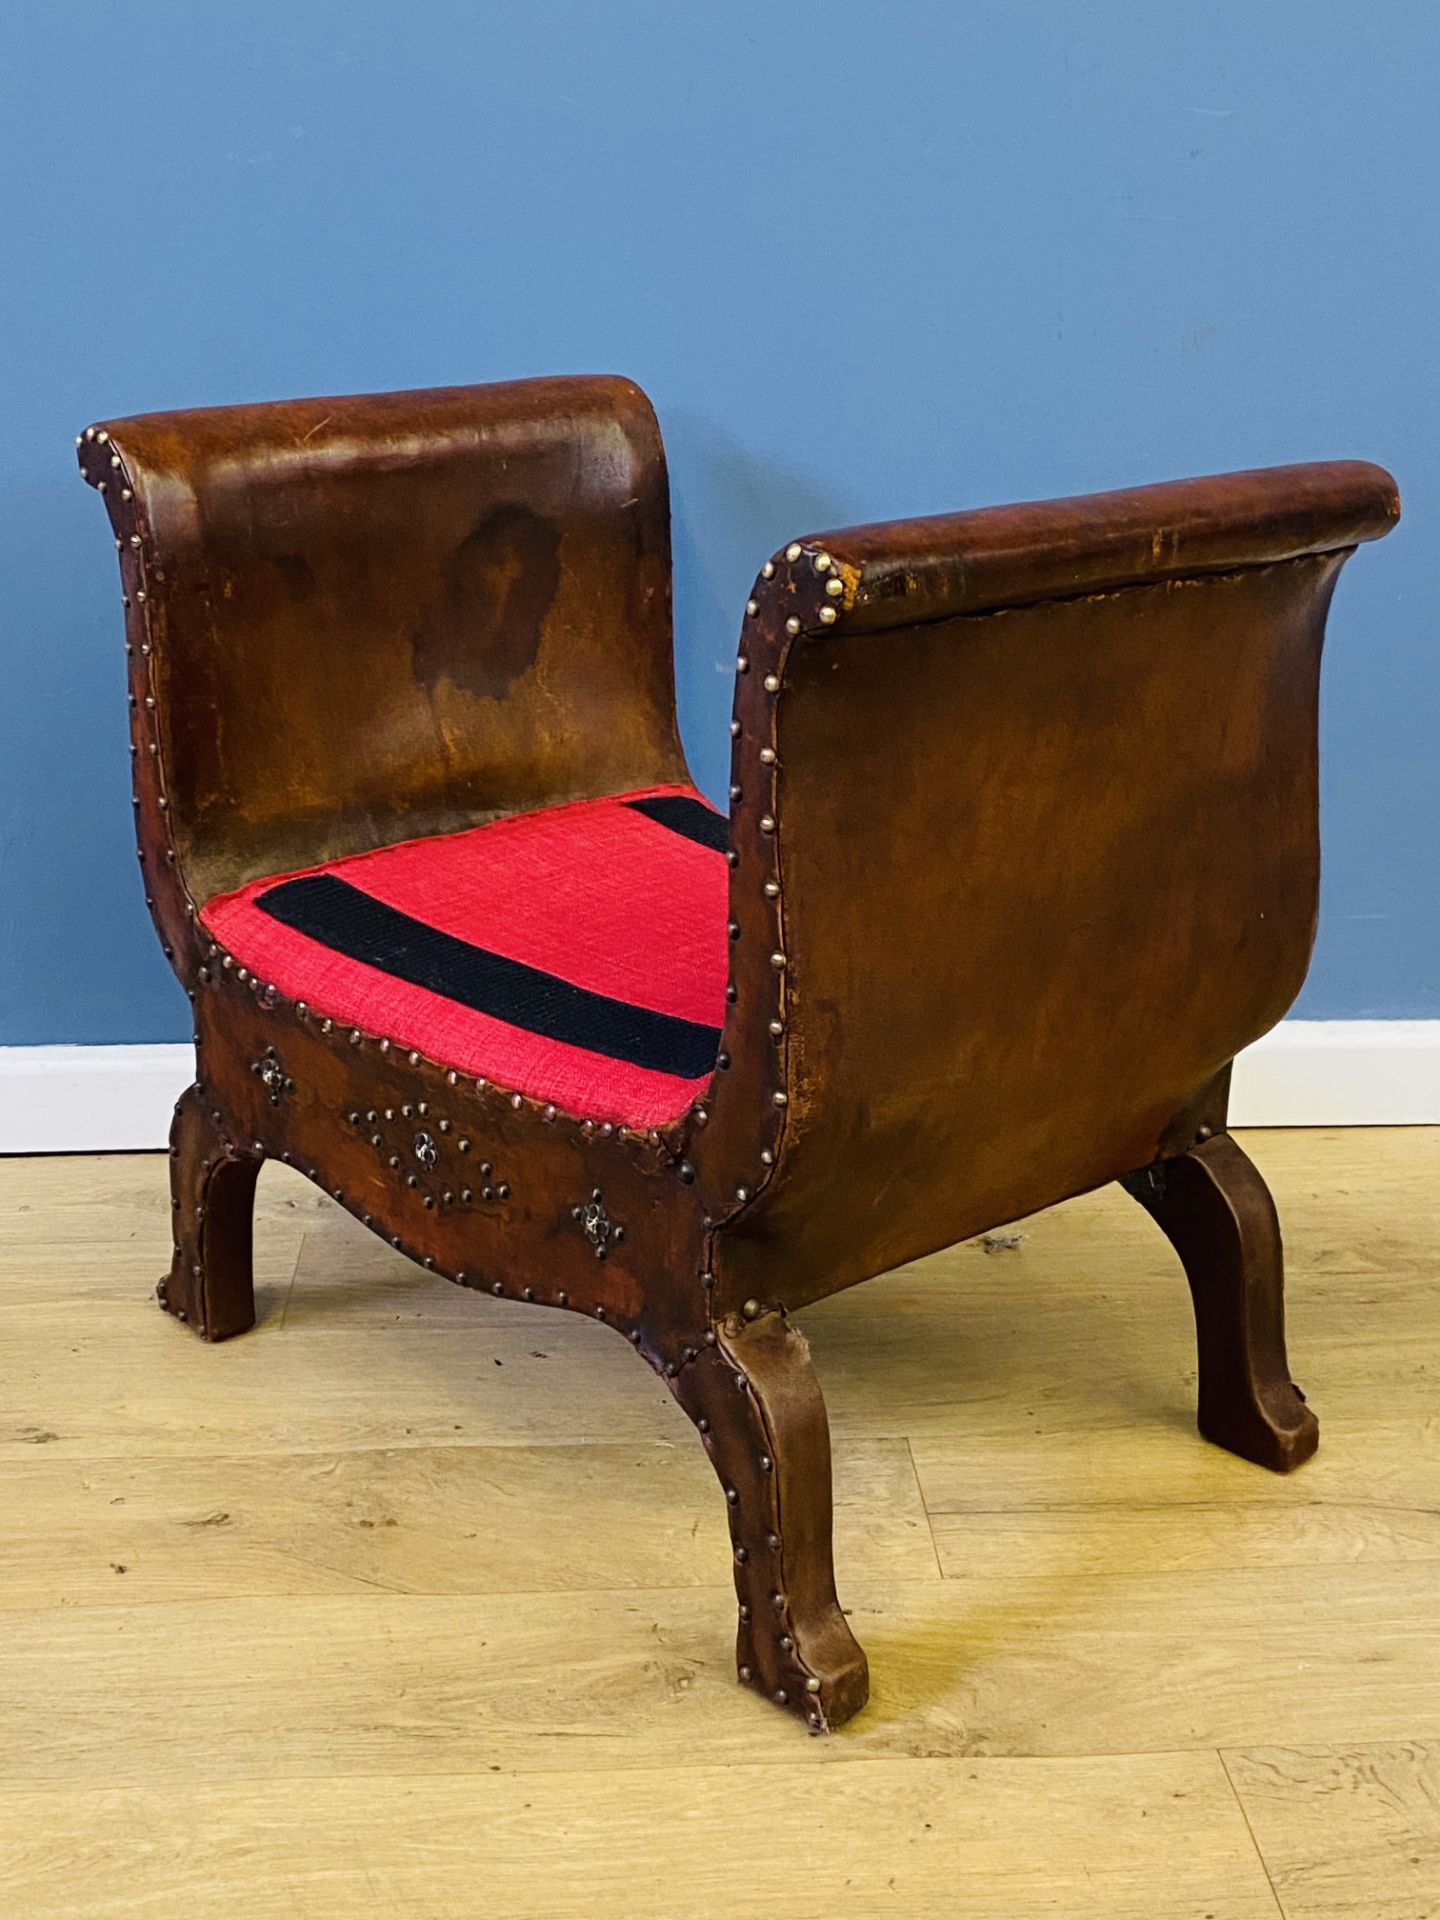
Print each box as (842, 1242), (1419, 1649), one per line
(689, 542), (848, 1296)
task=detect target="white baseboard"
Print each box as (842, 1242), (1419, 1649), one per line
(1228, 1020), (1440, 1126)
(0, 1023), (1436, 1153)
(0, 1044), (194, 1154)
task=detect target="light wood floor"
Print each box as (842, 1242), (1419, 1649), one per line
(1, 1128), (1436, 1918)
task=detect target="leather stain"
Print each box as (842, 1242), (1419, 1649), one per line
(411, 502), (560, 699)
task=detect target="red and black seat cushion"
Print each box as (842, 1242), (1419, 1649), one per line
(200, 785), (730, 1127)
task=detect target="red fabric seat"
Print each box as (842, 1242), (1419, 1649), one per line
(201, 785), (729, 1127)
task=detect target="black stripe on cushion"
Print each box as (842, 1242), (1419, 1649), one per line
(625, 793), (729, 853)
(255, 873), (722, 1079)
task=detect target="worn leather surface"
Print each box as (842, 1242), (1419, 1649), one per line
(696, 465), (1399, 1312)
(84, 376), (684, 911)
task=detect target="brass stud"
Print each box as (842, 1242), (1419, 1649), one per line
(784, 618), (800, 637)
(745, 598), (759, 617)
(759, 746), (776, 764)
(806, 1676), (821, 1694)
(742, 1298), (761, 1319)
(760, 815), (775, 834)
(763, 674), (780, 692)
(814, 551), (831, 572)
(819, 605), (838, 624)
(730, 719), (741, 737)
(770, 951), (786, 970)
(785, 543), (802, 562)
(736, 654), (749, 673)
(772, 1091), (788, 1108)
(761, 560), (775, 579)
(825, 576), (843, 597)
(764, 880), (779, 898)
(736, 1185), (750, 1202)
(769, 1018), (784, 1037)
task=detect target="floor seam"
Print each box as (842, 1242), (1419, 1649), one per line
(905, 1436), (947, 1580)
(1218, 1747), (1288, 1920)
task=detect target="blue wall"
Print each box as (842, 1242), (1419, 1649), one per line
(3, 1), (1435, 1041)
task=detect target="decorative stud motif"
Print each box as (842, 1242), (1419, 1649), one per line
(785, 543), (802, 562)
(351, 1108), (510, 1214)
(571, 1188), (624, 1260)
(249, 1050), (292, 1106)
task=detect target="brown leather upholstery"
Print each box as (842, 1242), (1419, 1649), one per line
(77, 379), (1398, 1733)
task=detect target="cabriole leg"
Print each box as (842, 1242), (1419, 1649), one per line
(673, 1312), (869, 1732)
(160, 1085), (261, 1340)
(1126, 1132), (1318, 1472)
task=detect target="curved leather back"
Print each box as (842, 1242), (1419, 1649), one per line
(83, 376), (684, 906)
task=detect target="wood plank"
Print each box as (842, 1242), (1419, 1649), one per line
(0, 1436), (939, 1609)
(1224, 1742), (1440, 1920)
(912, 1378), (1440, 1578)
(2, 1565), (1437, 1788)
(0, 1750), (1281, 1920)
(0, 1311), (683, 1457)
